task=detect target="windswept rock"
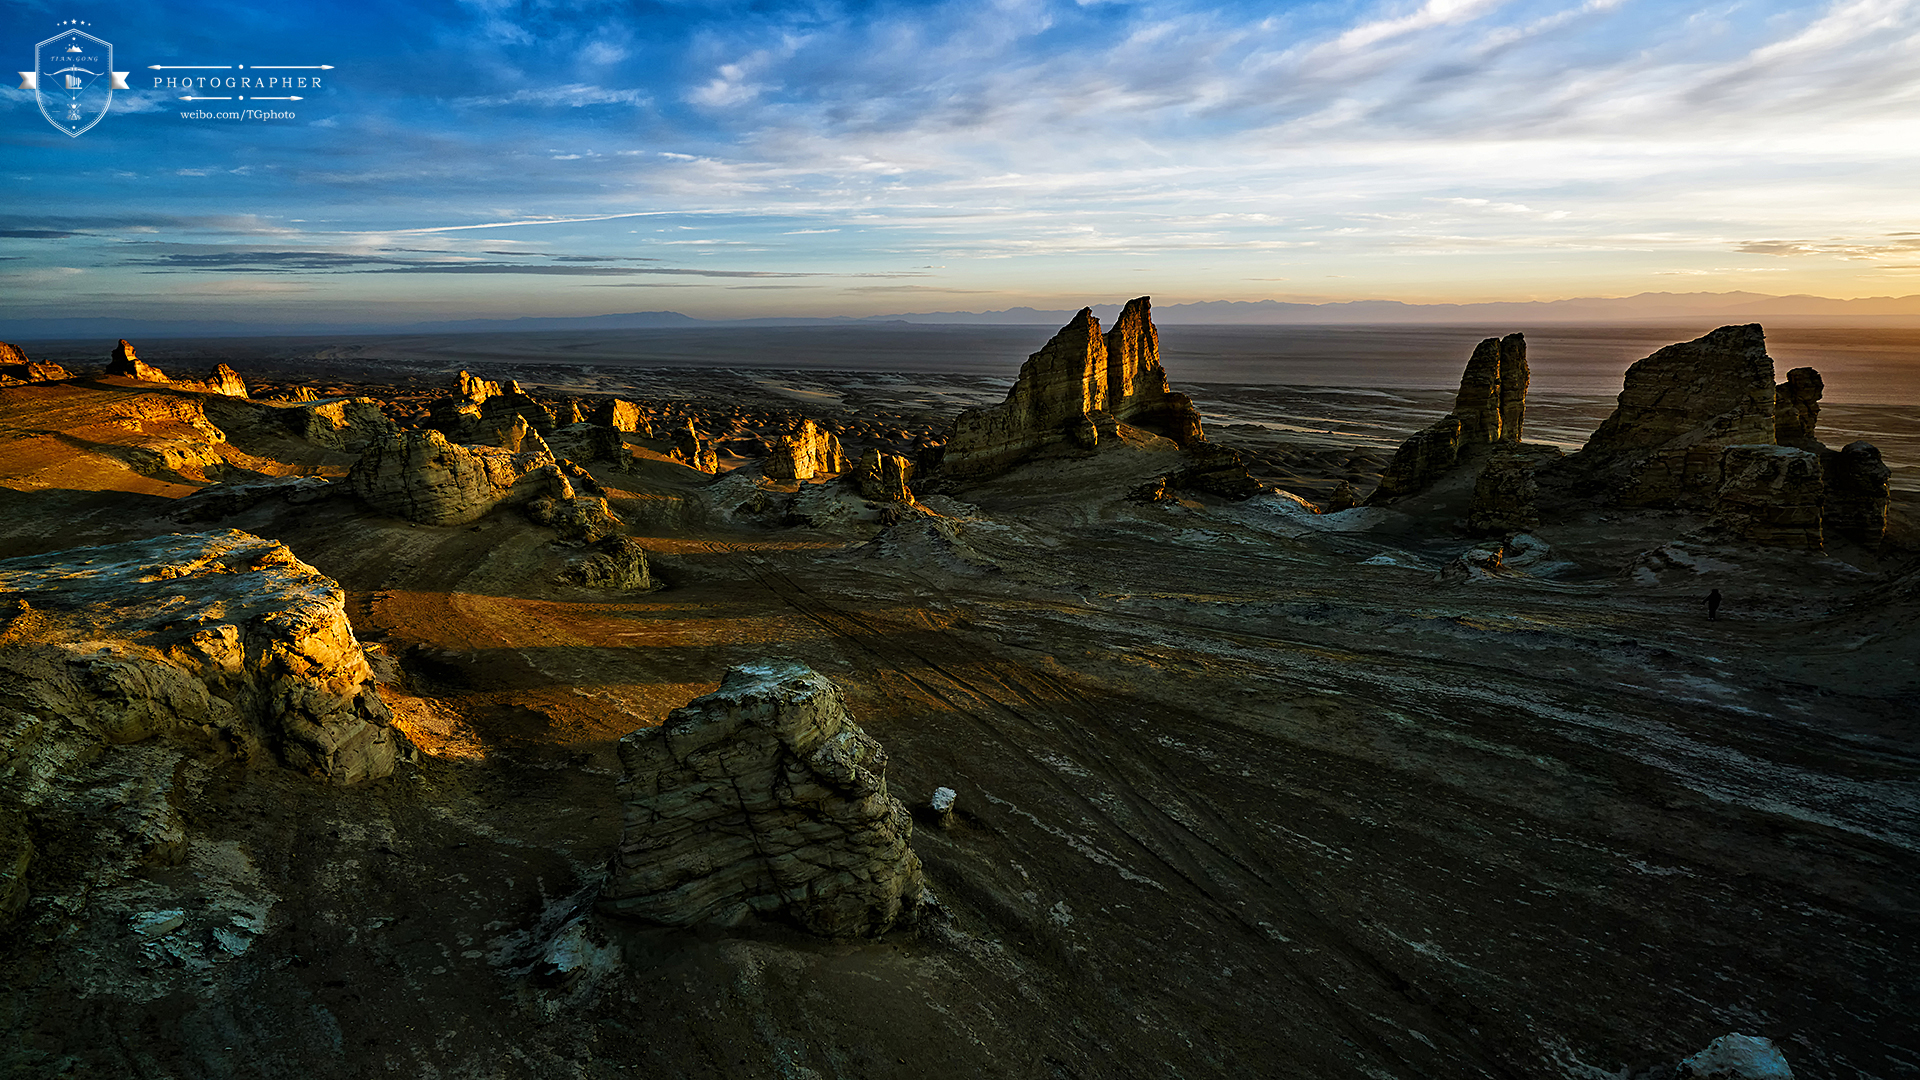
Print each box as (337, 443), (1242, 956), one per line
(564, 536), (653, 590)
(1577, 325), (1776, 506)
(525, 469), (623, 543)
(0, 343), (70, 386)
(433, 370), (554, 444)
(1368, 334), (1527, 505)
(942, 299), (1204, 481)
(546, 422), (631, 469)
(203, 364), (248, 399)
(1822, 441), (1890, 548)
(1706, 446), (1824, 550)
(0, 530), (399, 789)
(856, 447), (915, 503)
(1676, 1033), (1795, 1080)
(108, 339), (165, 382)
(764, 418), (845, 480)
(171, 476), (332, 523)
(593, 398), (641, 433)
(1468, 444), (1562, 535)
(456, 370), (502, 403)
(669, 419), (719, 474)
(599, 661), (926, 939)
(282, 396), (398, 452)
(347, 429), (557, 526)
(1774, 367), (1823, 451)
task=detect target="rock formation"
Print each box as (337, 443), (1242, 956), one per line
(1774, 367), (1823, 450)
(669, 419), (719, 474)
(1675, 1033), (1795, 1079)
(594, 398), (641, 433)
(564, 536), (653, 590)
(107, 339), (165, 382)
(599, 661), (926, 938)
(171, 475), (332, 523)
(525, 467), (623, 543)
(941, 299), (1205, 481)
(347, 429), (559, 526)
(1368, 334), (1527, 504)
(0, 343), (69, 386)
(203, 364), (249, 399)
(856, 447), (915, 503)
(1561, 324), (1890, 549)
(433, 370), (555, 445)
(0, 530), (399, 789)
(764, 418), (845, 480)
(1468, 444), (1561, 535)
(282, 397), (398, 452)
(1824, 441), (1891, 548)
(546, 422), (631, 469)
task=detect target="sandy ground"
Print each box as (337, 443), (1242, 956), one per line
(0, 366), (1915, 1080)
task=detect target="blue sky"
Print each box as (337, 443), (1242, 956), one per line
(3, 0), (1917, 325)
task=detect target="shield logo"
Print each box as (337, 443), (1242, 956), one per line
(22, 28), (130, 138)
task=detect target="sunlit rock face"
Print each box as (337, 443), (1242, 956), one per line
(431, 370), (556, 445)
(0, 342), (69, 386)
(347, 428), (557, 526)
(763, 418), (845, 480)
(600, 662), (925, 939)
(940, 298), (1206, 482)
(856, 447), (915, 503)
(669, 419), (719, 474)
(1368, 333), (1527, 505)
(0, 529), (399, 790)
(282, 396), (398, 452)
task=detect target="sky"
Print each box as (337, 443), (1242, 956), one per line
(2, 0), (1918, 326)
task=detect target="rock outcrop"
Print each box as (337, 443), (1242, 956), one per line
(941, 299), (1205, 481)
(432, 371), (555, 445)
(669, 419), (719, 474)
(545, 422), (631, 469)
(599, 661), (926, 938)
(856, 448), (915, 503)
(593, 398), (641, 433)
(1774, 367), (1823, 451)
(764, 418), (845, 480)
(347, 429), (558, 526)
(1367, 334), (1526, 504)
(1675, 1033), (1795, 1079)
(203, 364), (249, 399)
(171, 476), (332, 523)
(1468, 444), (1562, 535)
(1707, 445), (1825, 550)
(525, 467), (623, 543)
(282, 397), (398, 452)
(1823, 440), (1891, 548)
(0, 530), (399, 789)
(0, 343), (69, 386)
(564, 536), (653, 590)
(1576, 324), (1777, 506)
(107, 339), (165, 382)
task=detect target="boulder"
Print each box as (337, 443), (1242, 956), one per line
(1676, 1033), (1795, 1080)
(1823, 440), (1891, 548)
(107, 339), (165, 382)
(1707, 445), (1824, 550)
(764, 418), (844, 480)
(0, 530), (400, 788)
(347, 429), (558, 526)
(856, 447), (915, 503)
(941, 299), (1204, 481)
(599, 661), (926, 939)
(1324, 480), (1362, 513)
(1774, 367), (1823, 451)
(1170, 443), (1265, 500)
(564, 536), (653, 590)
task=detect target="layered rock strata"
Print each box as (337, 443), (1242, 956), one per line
(593, 398), (641, 433)
(1368, 334), (1527, 504)
(941, 299), (1205, 481)
(107, 339), (165, 382)
(203, 364), (249, 399)
(764, 418), (845, 480)
(600, 661), (926, 938)
(525, 468), (623, 544)
(856, 448), (915, 503)
(347, 429), (558, 526)
(1706, 446), (1825, 550)
(0, 530), (399, 790)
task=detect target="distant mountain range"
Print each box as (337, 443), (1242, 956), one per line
(7, 292), (1920, 340)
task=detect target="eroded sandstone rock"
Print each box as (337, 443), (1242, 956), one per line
(108, 339), (166, 382)
(856, 447), (915, 503)
(1369, 416), (1462, 504)
(0, 530), (399, 790)
(669, 419), (719, 474)
(593, 398), (641, 433)
(1468, 444), (1561, 535)
(282, 396), (398, 452)
(546, 422), (631, 469)
(1367, 334), (1527, 505)
(600, 661), (925, 938)
(941, 299), (1205, 481)
(1822, 441), (1890, 549)
(347, 429), (557, 526)
(764, 418), (845, 480)
(0, 343), (69, 386)
(1774, 367), (1823, 451)
(525, 468), (623, 543)
(1706, 446), (1824, 550)
(564, 536), (653, 590)
(203, 364), (248, 399)
(433, 370), (555, 445)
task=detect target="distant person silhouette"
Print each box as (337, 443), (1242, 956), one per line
(1706, 588), (1722, 621)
